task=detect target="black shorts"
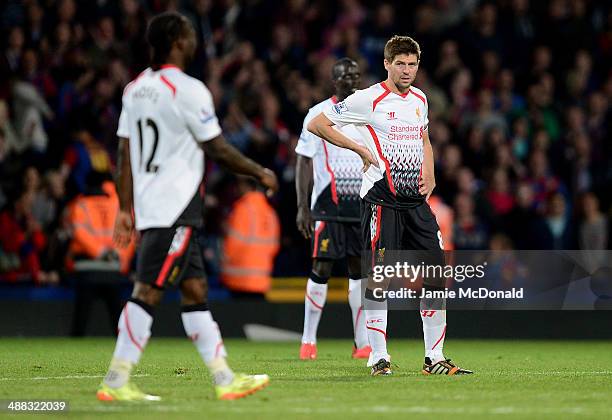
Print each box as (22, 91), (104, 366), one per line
(311, 220), (362, 260)
(137, 226), (205, 289)
(362, 201), (444, 267)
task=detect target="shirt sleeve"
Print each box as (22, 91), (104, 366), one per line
(322, 90), (372, 127)
(116, 98), (129, 138)
(180, 81), (222, 143)
(295, 109), (319, 158)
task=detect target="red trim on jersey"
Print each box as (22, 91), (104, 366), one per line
(366, 125), (396, 195)
(312, 222), (326, 258)
(123, 70), (146, 96)
(155, 227), (192, 287)
(160, 64), (181, 70)
(366, 325), (387, 340)
(330, 95), (338, 104)
(306, 294), (324, 310)
(321, 141), (339, 205)
(372, 86), (391, 111)
(124, 304), (144, 352)
(160, 75), (176, 97)
(409, 88), (426, 106)
(431, 325), (446, 350)
(380, 81), (409, 98)
(371, 205), (382, 267)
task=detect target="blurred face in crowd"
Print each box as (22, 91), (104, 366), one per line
(547, 194), (566, 218)
(581, 193), (599, 217)
(24, 166), (41, 192)
(385, 53), (419, 92)
(333, 62), (360, 101)
(516, 183), (534, 209)
(455, 193), (475, 218)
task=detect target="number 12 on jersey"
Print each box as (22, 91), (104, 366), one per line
(136, 118), (159, 173)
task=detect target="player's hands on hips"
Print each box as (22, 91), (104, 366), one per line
(419, 169), (436, 200)
(296, 205), (314, 239)
(356, 145), (378, 172)
(113, 210), (134, 248)
(258, 168), (279, 197)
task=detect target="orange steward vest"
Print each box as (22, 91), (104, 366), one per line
(221, 191), (280, 293)
(66, 181), (135, 273)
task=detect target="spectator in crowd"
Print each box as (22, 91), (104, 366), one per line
(578, 192), (608, 250)
(453, 193), (489, 250)
(0, 189), (58, 284)
(502, 182), (546, 250)
(540, 192), (576, 250)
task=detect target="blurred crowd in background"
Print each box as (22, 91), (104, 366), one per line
(0, 0), (610, 287)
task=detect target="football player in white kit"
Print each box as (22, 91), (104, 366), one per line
(295, 58), (370, 360)
(308, 36), (472, 376)
(97, 12), (277, 402)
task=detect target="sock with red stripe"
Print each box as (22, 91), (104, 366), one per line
(421, 288), (447, 363)
(348, 278), (368, 349)
(104, 299), (153, 388)
(364, 288), (389, 364)
(181, 304), (233, 386)
(301, 273), (328, 344)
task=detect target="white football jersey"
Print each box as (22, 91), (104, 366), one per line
(323, 82), (429, 209)
(117, 65), (222, 230)
(295, 97), (363, 222)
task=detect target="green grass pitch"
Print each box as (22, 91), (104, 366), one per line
(1, 338), (611, 419)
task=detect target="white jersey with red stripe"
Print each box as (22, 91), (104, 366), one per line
(117, 65), (222, 230)
(296, 97), (363, 222)
(323, 81), (429, 209)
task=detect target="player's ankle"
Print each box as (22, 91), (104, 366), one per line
(207, 357), (234, 386)
(104, 358), (134, 388)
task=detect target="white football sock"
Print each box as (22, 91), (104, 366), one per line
(104, 301), (153, 388)
(181, 309), (233, 386)
(421, 309), (447, 363)
(301, 279), (327, 344)
(348, 278), (368, 348)
(365, 307), (389, 365)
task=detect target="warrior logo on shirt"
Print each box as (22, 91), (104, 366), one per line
(332, 101), (348, 115)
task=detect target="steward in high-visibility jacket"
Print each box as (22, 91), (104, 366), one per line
(65, 173), (135, 274)
(221, 181), (280, 294)
(428, 195), (454, 251)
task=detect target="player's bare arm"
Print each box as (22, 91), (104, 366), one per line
(202, 135), (279, 196)
(113, 137), (134, 248)
(419, 130), (436, 200)
(295, 155), (314, 238)
(307, 113), (378, 172)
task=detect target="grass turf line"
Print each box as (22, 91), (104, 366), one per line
(0, 338), (611, 419)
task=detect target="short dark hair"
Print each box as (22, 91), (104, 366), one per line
(146, 12), (189, 66)
(332, 57), (358, 79)
(384, 35), (421, 63)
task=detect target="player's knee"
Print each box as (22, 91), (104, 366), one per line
(132, 282), (163, 306)
(180, 278), (207, 306)
(312, 259), (333, 281)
